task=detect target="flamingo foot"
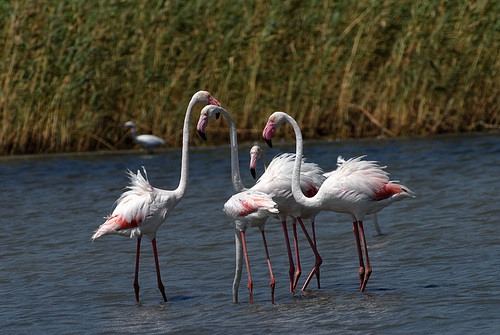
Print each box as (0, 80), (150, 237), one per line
(133, 281), (140, 303)
(248, 280), (254, 304)
(158, 281), (167, 302)
(270, 279), (276, 304)
(288, 266), (295, 293)
(360, 267), (372, 292)
(301, 255), (322, 291)
(293, 269), (302, 291)
(359, 266), (365, 287)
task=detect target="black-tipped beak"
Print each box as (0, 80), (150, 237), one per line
(216, 112), (220, 119)
(265, 138), (273, 148)
(250, 168), (256, 179)
(198, 130), (207, 141)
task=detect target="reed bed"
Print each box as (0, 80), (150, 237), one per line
(0, 0), (499, 154)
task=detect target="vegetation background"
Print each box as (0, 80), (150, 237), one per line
(0, 0), (499, 154)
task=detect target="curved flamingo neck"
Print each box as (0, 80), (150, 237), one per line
(219, 108), (246, 192)
(175, 98), (197, 198)
(284, 114), (316, 207)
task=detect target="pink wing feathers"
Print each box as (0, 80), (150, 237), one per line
(224, 191), (279, 218)
(92, 168), (155, 240)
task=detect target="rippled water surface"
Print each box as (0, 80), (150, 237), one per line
(1, 132), (499, 334)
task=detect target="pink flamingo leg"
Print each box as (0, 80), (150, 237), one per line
(134, 238), (141, 303)
(151, 238), (167, 302)
(281, 220), (295, 293)
(292, 221), (302, 291)
(358, 221), (372, 292)
(298, 217), (323, 291)
(261, 230), (275, 304)
(353, 221), (365, 289)
(311, 219), (321, 288)
(240, 231), (253, 303)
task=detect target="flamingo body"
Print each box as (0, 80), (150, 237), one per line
(92, 168), (174, 240)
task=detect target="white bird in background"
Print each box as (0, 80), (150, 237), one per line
(263, 111), (415, 292)
(92, 91), (221, 303)
(197, 106), (324, 303)
(123, 121), (166, 153)
(248, 145), (325, 292)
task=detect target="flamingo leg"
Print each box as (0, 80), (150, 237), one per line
(134, 238), (141, 303)
(292, 220), (302, 291)
(261, 230), (275, 304)
(281, 220), (295, 293)
(151, 238), (167, 302)
(372, 214), (383, 236)
(240, 230), (253, 303)
(353, 221), (365, 289)
(298, 217), (323, 291)
(358, 221), (372, 292)
(311, 219), (321, 289)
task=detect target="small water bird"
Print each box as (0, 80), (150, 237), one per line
(123, 121), (165, 153)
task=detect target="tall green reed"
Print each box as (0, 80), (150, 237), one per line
(0, 0), (498, 154)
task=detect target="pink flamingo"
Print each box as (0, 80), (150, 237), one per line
(197, 106), (324, 303)
(248, 145), (326, 292)
(263, 112), (414, 292)
(91, 91), (221, 302)
(224, 189), (279, 304)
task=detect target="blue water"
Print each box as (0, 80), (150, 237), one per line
(1, 132), (499, 334)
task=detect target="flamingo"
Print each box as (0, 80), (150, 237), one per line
(224, 190), (279, 304)
(262, 111), (415, 292)
(92, 91), (221, 302)
(123, 121), (166, 153)
(252, 148), (383, 236)
(197, 106), (324, 303)
(248, 145), (326, 291)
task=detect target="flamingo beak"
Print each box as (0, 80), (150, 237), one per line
(198, 130), (207, 141)
(249, 151), (259, 179)
(197, 113), (209, 141)
(262, 119), (275, 148)
(250, 168), (256, 179)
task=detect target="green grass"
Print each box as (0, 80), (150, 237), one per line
(0, 0), (499, 154)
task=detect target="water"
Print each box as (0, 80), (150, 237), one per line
(1, 132), (499, 334)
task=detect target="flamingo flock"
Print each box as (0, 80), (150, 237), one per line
(92, 92), (414, 304)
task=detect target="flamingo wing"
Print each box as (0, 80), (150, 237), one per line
(224, 191), (279, 218)
(92, 168), (160, 239)
(323, 157), (390, 199)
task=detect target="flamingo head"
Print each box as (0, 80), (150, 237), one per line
(197, 105), (227, 141)
(262, 112), (287, 148)
(249, 145), (262, 179)
(193, 91), (222, 119)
